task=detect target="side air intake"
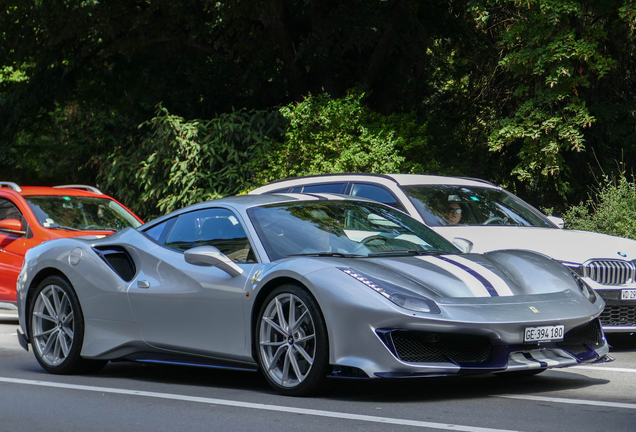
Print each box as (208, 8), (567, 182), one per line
(93, 246), (136, 282)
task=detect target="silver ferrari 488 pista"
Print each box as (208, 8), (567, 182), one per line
(16, 194), (611, 396)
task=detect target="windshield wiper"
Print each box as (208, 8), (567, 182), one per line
(48, 225), (83, 231)
(288, 252), (366, 258)
(368, 249), (445, 257)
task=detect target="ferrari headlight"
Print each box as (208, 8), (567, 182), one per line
(570, 271), (597, 303)
(339, 267), (440, 314)
(561, 261), (584, 277)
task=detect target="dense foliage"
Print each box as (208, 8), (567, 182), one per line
(98, 105), (286, 220)
(564, 173), (636, 239)
(254, 91), (407, 183)
(3, 1), (636, 220)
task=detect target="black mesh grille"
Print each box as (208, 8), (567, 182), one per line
(93, 247), (136, 282)
(557, 319), (604, 355)
(391, 331), (492, 364)
(104, 253), (135, 282)
(600, 305), (636, 327)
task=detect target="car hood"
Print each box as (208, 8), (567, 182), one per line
(293, 249), (585, 304)
(431, 226), (636, 264)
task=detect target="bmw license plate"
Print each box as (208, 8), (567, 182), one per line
(622, 289), (636, 300)
(524, 325), (564, 343)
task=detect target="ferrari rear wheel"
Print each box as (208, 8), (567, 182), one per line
(256, 284), (329, 396)
(29, 275), (107, 375)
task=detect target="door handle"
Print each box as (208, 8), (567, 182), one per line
(137, 280), (150, 289)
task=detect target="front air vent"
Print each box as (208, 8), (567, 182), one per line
(557, 319), (604, 356)
(600, 305), (636, 327)
(383, 330), (492, 364)
(93, 246), (136, 282)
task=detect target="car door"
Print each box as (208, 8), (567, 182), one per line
(127, 207), (259, 361)
(0, 198), (37, 303)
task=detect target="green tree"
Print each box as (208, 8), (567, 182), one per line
(253, 91), (416, 183)
(99, 105), (286, 220)
(564, 173), (636, 239)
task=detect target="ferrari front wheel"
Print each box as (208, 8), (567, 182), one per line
(256, 284), (330, 396)
(29, 275), (106, 375)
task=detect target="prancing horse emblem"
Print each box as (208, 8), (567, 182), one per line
(529, 306), (540, 313)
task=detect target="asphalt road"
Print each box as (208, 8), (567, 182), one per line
(1, 316), (635, 432)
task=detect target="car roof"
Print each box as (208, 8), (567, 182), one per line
(0, 183), (109, 198)
(250, 173), (499, 193)
(385, 174), (499, 188)
(142, 193), (379, 227)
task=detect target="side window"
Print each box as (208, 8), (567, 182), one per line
(0, 198), (25, 231)
(350, 183), (405, 211)
(263, 187), (290, 194)
(300, 183), (346, 194)
(142, 218), (176, 244)
(165, 208), (256, 263)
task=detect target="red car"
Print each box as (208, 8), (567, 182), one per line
(0, 182), (143, 309)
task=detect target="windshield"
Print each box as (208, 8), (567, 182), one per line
(247, 201), (459, 261)
(26, 196), (142, 231)
(402, 185), (553, 228)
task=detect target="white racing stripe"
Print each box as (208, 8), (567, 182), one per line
(0, 376), (527, 432)
(527, 350), (565, 368)
(443, 255), (514, 297)
(497, 394), (636, 410)
(417, 256), (491, 297)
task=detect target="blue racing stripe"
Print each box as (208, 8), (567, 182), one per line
(437, 256), (499, 297)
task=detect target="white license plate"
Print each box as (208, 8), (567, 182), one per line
(622, 289), (636, 300)
(524, 325), (564, 343)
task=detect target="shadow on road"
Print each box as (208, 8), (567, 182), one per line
(56, 359), (610, 403)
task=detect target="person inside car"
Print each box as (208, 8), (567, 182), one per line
(446, 201), (462, 225)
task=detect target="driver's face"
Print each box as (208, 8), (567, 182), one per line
(446, 203), (462, 225)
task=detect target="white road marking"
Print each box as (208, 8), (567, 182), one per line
(569, 365), (636, 373)
(0, 376), (526, 432)
(498, 394), (636, 410)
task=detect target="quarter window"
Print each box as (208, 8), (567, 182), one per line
(299, 183), (346, 194)
(142, 218), (176, 244)
(350, 183), (405, 211)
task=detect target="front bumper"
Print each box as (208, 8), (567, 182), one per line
(331, 317), (610, 379)
(595, 289), (636, 333)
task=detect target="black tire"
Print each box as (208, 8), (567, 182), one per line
(28, 275), (107, 375)
(255, 284), (330, 396)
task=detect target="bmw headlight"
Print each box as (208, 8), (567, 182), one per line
(339, 267), (440, 314)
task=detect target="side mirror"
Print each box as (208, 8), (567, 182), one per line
(0, 218), (25, 235)
(184, 246), (243, 277)
(452, 237), (473, 254)
(547, 216), (565, 229)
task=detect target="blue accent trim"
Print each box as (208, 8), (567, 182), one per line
(123, 353), (259, 372)
(437, 256), (499, 297)
(523, 352), (548, 368)
(133, 359), (257, 372)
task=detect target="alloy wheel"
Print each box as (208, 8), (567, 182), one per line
(259, 292), (317, 388)
(31, 284), (75, 367)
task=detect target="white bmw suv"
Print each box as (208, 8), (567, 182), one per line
(251, 173), (636, 336)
